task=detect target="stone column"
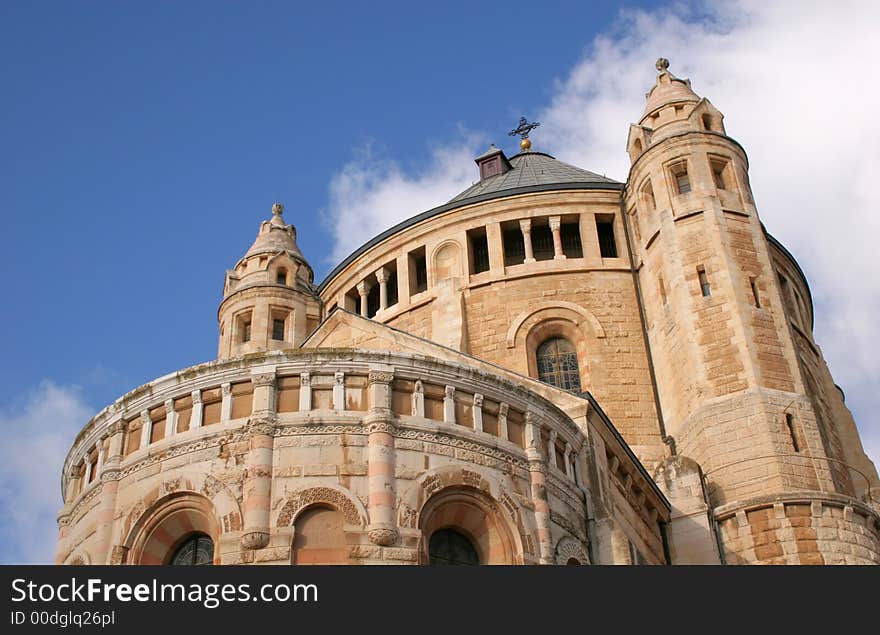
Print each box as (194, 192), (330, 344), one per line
(548, 430), (558, 468)
(365, 369), (398, 546)
(526, 412), (553, 564)
(357, 280), (370, 317)
(520, 219), (535, 263)
(139, 409), (152, 450)
(549, 216), (565, 260)
(411, 379), (424, 417)
(374, 267), (389, 311)
(94, 440), (105, 477)
(220, 383), (233, 422)
(299, 372), (312, 411)
(190, 390), (203, 429)
(472, 393), (484, 433)
(333, 371), (346, 411)
(82, 455), (92, 488)
(443, 385), (456, 424)
(241, 371), (277, 551)
(498, 403), (509, 441)
(94, 421), (126, 564)
(564, 443), (574, 481)
(164, 399), (177, 438)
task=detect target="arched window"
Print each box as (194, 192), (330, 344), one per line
(536, 337), (582, 393)
(169, 533), (214, 565)
(428, 529), (479, 565)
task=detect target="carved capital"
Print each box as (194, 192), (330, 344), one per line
(548, 215), (561, 231)
(444, 385), (455, 399)
(107, 420), (127, 436)
(247, 415), (277, 437)
(164, 398), (175, 412)
(251, 373), (276, 388)
(519, 218), (532, 233)
(368, 370), (394, 385)
(334, 371), (345, 385)
(191, 390), (202, 405)
(221, 382), (232, 396)
(473, 393), (484, 408)
(368, 526), (399, 547)
(241, 531), (270, 550)
(356, 280), (371, 296)
(373, 267), (389, 284)
(300, 372), (311, 387)
(414, 379), (423, 393)
(498, 402), (509, 417)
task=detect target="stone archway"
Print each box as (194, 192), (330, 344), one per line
(125, 492), (220, 565)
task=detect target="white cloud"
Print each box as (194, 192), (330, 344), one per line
(325, 137), (485, 264)
(325, 0), (880, 471)
(0, 382), (92, 564)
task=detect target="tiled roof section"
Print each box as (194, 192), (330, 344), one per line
(448, 151), (622, 203)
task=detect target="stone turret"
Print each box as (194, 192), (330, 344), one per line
(625, 60), (878, 564)
(217, 203), (321, 358)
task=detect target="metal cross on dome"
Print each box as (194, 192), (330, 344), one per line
(508, 116), (541, 140)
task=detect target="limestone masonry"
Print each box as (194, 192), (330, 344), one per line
(56, 60), (880, 565)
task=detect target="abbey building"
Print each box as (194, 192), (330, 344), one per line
(56, 60), (880, 565)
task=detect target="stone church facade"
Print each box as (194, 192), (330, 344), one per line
(56, 61), (880, 565)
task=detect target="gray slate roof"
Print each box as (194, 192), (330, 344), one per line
(449, 151), (621, 203)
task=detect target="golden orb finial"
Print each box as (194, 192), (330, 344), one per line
(520, 138), (532, 151)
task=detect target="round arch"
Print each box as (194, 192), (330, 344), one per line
(418, 485), (518, 565)
(125, 492), (220, 565)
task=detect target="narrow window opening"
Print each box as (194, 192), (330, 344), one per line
(467, 228), (490, 274)
(701, 113), (713, 131)
(698, 267), (711, 297)
(276, 269), (287, 285)
(710, 158), (727, 190)
(786, 413), (800, 452)
(272, 318), (285, 341)
(560, 222), (583, 258)
(238, 313), (253, 343)
(243, 321), (251, 342)
(386, 269), (398, 307)
(595, 216), (618, 258)
(671, 162), (691, 194)
(409, 247), (428, 295)
(640, 179), (655, 211)
(366, 282), (380, 318)
(502, 224), (525, 266)
(659, 275), (668, 305)
(536, 337), (582, 393)
(531, 223), (554, 261)
(750, 276), (761, 308)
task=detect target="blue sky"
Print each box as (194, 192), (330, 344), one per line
(2, 1), (878, 563)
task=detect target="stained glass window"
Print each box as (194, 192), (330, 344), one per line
(429, 529), (479, 565)
(536, 337), (582, 393)
(170, 533), (214, 566)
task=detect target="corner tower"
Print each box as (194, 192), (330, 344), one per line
(624, 60), (880, 564)
(217, 203), (321, 358)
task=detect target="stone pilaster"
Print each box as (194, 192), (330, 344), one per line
(164, 399), (177, 438)
(333, 371), (346, 411)
(220, 383), (233, 422)
(443, 385), (456, 424)
(411, 379), (424, 417)
(299, 372), (311, 411)
(472, 393), (484, 433)
(241, 370), (277, 550)
(526, 412), (553, 564)
(366, 369), (398, 546)
(139, 409), (152, 449)
(94, 420), (125, 564)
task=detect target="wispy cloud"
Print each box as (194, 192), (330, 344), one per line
(325, 136), (485, 264)
(325, 0), (880, 467)
(0, 382), (92, 564)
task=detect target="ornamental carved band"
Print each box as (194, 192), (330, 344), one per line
(368, 370), (394, 385)
(277, 487), (362, 527)
(365, 420), (396, 435)
(247, 416), (277, 437)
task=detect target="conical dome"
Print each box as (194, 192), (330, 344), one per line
(642, 58), (700, 120)
(244, 202), (307, 262)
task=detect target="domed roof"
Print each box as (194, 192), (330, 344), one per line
(642, 58), (700, 119)
(244, 203), (307, 262)
(448, 151), (620, 204)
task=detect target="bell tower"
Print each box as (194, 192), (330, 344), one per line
(624, 60), (877, 564)
(217, 203), (321, 359)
